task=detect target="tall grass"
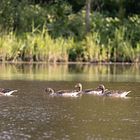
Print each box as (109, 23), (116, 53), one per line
(0, 32), (21, 61)
(0, 29), (74, 62)
(83, 33), (100, 62)
(109, 26), (139, 62)
(0, 28), (139, 63)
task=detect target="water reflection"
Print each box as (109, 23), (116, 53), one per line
(0, 63), (139, 82)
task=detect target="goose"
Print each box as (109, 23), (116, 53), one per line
(83, 84), (106, 96)
(104, 90), (131, 98)
(45, 83), (82, 97)
(0, 88), (18, 96)
(83, 84), (131, 97)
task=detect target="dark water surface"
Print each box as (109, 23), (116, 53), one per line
(0, 63), (140, 140)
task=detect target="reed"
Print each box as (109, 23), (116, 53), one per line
(83, 33), (100, 62)
(0, 27), (139, 63)
(109, 26), (140, 62)
(0, 32), (21, 61)
(134, 43), (140, 62)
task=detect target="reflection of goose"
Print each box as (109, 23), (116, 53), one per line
(0, 88), (18, 96)
(83, 84), (106, 96)
(45, 83), (82, 97)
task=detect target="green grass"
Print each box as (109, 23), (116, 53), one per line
(0, 28), (139, 63)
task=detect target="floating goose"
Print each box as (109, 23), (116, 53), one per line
(83, 84), (106, 96)
(0, 88), (18, 96)
(83, 84), (130, 97)
(45, 83), (82, 97)
(104, 90), (131, 98)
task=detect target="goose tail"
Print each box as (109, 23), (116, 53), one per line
(120, 91), (131, 97)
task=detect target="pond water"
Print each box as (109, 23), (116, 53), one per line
(0, 63), (140, 140)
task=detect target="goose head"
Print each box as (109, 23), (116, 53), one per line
(75, 83), (82, 92)
(97, 84), (105, 93)
(45, 88), (55, 94)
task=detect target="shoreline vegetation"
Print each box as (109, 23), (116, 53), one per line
(0, 1), (140, 63)
(0, 29), (139, 63)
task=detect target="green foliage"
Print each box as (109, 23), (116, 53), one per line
(0, 28), (139, 63)
(92, 0), (140, 17)
(83, 33), (100, 62)
(0, 0), (140, 63)
(68, 42), (86, 61)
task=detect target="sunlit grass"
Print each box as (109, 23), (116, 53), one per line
(0, 27), (139, 63)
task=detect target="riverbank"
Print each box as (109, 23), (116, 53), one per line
(0, 30), (140, 63)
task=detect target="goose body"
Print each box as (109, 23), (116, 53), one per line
(0, 88), (18, 96)
(83, 84), (130, 98)
(57, 90), (80, 97)
(104, 90), (131, 98)
(45, 83), (82, 97)
(83, 84), (106, 96)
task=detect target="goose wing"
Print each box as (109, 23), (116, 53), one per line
(84, 88), (102, 94)
(57, 89), (77, 94)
